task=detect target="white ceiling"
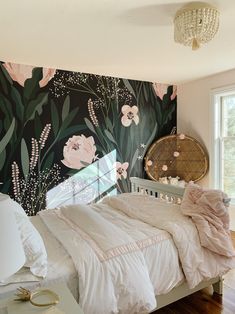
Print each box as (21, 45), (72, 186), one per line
(1, 0), (235, 84)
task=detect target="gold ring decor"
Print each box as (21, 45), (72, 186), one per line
(15, 286), (60, 307)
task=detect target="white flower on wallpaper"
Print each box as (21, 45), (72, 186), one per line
(152, 83), (177, 101)
(61, 134), (97, 170)
(3, 62), (56, 87)
(121, 105), (139, 127)
(115, 162), (129, 179)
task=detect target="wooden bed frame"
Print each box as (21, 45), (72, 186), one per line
(130, 177), (223, 311)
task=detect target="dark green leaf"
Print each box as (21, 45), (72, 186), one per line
(162, 103), (176, 126)
(0, 93), (13, 123)
(0, 149), (6, 171)
(0, 69), (9, 94)
(84, 118), (97, 135)
(51, 100), (60, 136)
(25, 92), (48, 121)
(105, 117), (113, 132)
(104, 129), (116, 144)
(42, 151), (55, 171)
(1, 179), (11, 194)
(62, 95), (70, 121)
(34, 112), (43, 139)
(95, 144), (104, 154)
(61, 107), (79, 131)
(129, 148), (139, 174)
(119, 125), (126, 153)
(21, 138), (29, 179)
(122, 79), (136, 97)
(10, 119), (18, 148)
(23, 68), (43, 102)
(0, 118), (15, 154)
(143, 84), (149, 102)
(145, 124), (157, 148)
(0, 63), (13, 85)
(95, 126), (110, 152)
(11, 87), (24, 121)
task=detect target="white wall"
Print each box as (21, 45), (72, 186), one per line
(177, 68), (235, 187)
(177, 68), (235, 230)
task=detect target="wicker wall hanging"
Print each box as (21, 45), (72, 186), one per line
(145, 134), (209, 182)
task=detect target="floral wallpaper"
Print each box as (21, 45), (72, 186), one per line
(0, 62), (177, 215)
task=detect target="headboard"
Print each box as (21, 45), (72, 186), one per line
(130, 177), (184, 203)
(130, 177), (231, 206)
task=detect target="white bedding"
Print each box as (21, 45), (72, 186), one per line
(0, 216), (78, 300)
(0, 209), (183, 308)
(39, 201), (184, 313)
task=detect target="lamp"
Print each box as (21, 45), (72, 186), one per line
(0, 194), (25, 281)
(174, 2), (219, 50)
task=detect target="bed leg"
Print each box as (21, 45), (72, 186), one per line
(212, 277), (223, 295)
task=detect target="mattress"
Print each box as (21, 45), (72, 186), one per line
(0, 216), (78, 300)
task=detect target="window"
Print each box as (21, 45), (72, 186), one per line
(212, 86), (235, 201)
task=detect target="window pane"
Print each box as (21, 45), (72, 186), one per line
(222, 94), (235, 136)
(223, 176), (235, 198)
(223, 137), (235, 196)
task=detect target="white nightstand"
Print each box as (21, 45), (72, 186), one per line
(0, 283), (83, 314)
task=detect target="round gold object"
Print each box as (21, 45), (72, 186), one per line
(145, 134), (209, 182)
(15, 286), (59, 307)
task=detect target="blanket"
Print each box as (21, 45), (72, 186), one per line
(181, 184), (235, 257)
(102, 193), (235, 289)
(39, 205), (157, 314)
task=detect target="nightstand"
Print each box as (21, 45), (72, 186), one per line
(0, 283), (83, 314)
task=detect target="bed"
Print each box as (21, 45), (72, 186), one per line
(0, 177), (234, 313)
(130, 177), (225, 311)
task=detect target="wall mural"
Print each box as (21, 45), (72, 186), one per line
(0, 62), (177, 215)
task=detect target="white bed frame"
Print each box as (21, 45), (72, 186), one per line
(130, 177), (223, 311)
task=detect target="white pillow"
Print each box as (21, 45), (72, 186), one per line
(0, 193), (47, 277)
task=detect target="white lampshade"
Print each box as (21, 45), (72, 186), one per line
(0, 194), (26, 280)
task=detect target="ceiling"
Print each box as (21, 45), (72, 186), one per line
(1, 0), (235, 84)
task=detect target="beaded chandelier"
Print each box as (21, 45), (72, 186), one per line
(174, 2), (219, 50)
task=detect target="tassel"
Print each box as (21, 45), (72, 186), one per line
(192, 38), (200, 50)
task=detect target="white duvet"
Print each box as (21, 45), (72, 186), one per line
(39, 192), (235, 314)
(39, 204), (158, 314)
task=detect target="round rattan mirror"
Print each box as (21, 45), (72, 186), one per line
(145, 134), (209, 182)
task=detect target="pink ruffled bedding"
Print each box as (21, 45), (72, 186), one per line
(103, 193), (235, 289)
(181, 184), (235, 257)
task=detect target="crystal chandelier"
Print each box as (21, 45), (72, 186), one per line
(174, 2), (219, 50)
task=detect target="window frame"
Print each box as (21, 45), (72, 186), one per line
(210, 84), (235, 201)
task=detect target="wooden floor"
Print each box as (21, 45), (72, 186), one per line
(153, 231), (235, 314)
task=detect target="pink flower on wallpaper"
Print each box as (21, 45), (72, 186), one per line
(152, 83), (177, 100)
(121, 105), (139, 127)
(3, 62), (56, 87)
(61, 135), (97, 170)
(115, 161), (129, 180)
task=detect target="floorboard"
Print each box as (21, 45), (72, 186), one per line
(153, 231), (235, 314)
